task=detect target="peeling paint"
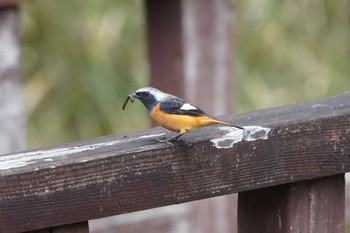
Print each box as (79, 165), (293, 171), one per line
(211, 126), (271, 149)
(138, 133), (165, 139)
(0, 140), (123, 171)
(0, 144), (106, 171)
(0, 134), (164, 171)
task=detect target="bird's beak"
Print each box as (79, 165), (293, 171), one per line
(130, 93), (139, 100)
(128, 92), (141, 102)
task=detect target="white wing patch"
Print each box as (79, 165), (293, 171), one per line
(180, 103), (197, 110)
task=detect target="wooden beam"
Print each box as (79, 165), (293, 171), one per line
(238, 174), (345, 233)
(0, 92), (350, 232)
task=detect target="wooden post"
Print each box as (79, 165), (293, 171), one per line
(146, 0), (236, 232)
(0, 3), (89, 233)
(51, 222), (90, 233)
(238, 174), (345, 233)
(28, 222), (89, 233)
(147, 0), (234, 116)
(0, 5), (25, 155)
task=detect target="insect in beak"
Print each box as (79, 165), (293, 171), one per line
(122, 94), (136, 110)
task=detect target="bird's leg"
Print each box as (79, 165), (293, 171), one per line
(156, 134), (181, 146)
(156, 129), (187, 146)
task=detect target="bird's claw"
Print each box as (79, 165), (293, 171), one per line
(156, 138), (174, 147)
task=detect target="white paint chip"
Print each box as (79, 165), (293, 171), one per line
(180, 103), (197, 110)
(211, 126), (271, 149)
(0, 133), (165, 171)
(0, 144), (106, 171)
(138, 133), (165, 139)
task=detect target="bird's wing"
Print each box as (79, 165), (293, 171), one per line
(159, 97), (208, 117)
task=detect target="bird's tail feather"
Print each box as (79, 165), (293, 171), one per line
(200, 117), (244, 130)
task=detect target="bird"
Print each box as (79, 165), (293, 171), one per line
(122, 87), (244, 144)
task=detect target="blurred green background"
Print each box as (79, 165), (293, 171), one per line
(20, 0), (350, 230)
(20, 0), (349, 149)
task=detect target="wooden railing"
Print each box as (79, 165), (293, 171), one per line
(1, 92), (349, 233)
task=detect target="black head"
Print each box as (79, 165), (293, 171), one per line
(132, 87), (168, 112)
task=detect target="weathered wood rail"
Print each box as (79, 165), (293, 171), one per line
(1, 92), (349, 233)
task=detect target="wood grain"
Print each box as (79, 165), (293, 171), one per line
(238, 174), (345, 233)
(1, 92), (350, 232)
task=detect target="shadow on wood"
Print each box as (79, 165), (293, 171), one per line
(238, 174), (345, 233)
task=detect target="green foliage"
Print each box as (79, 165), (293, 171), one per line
(21, 0), (349, 148)
(21, 0), (148, 147)
(234, 0), (350, 111)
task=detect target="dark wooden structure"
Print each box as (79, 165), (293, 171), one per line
(0, 4), (24, 155)
(1, 92), (349, 233)
(1, 1), (349, 233)
(146, 0), (237, 232)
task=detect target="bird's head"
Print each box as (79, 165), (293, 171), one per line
(128, 87), (169, 112)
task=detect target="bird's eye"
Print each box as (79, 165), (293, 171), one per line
(143, 92), (150, 96)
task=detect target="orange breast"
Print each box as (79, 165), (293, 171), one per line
(150, 103), (217, 133)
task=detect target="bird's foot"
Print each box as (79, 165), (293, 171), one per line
(155, 133), (184, 147)
(156, 138), (174, 147)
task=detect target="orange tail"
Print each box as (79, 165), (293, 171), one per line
(199, 117), (244, 130)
